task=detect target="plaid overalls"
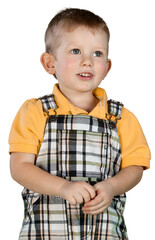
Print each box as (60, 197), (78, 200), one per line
(19, 95), (128, 240)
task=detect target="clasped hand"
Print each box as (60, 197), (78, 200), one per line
(59, 180), (114, 215)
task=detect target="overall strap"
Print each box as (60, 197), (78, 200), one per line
(39, 94), (57, 112)
(39, 94), (124, 122)
(107, 99), (124, 119)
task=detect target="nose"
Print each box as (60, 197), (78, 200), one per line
(80, 54), (93, 67)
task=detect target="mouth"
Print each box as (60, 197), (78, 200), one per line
(77, 72), (94, 80)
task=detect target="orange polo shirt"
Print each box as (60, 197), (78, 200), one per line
(9, 83), (151, 169)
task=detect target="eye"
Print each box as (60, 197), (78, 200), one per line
(93, 51), (102, 57)
(71, 49), (81, 54)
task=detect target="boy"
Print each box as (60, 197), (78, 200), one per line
(9, 8), (151, 239)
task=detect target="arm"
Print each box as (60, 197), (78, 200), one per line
(82, 165), (143, 215)
(10, 152), (96, 205)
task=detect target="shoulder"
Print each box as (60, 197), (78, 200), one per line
(11, 97), (46, 137)
(117, 106), (142, 133)
(20, 98), (43, 112)
(17, 98), (46, 122)
(9, 97), (46, 154)
(117, 106), (151, 169)
(119, 106), (142, 127)
(121, 106), (135, 119)
(117, 105), (145, 147)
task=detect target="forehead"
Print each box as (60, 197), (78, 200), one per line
(59, 26), (108, 48)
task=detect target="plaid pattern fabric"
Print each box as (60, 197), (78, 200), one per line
(19, 96), (128, 240)
(107, 100), (124, 119)
(39, 94), (57, 111)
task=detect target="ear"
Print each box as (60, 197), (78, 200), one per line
(104, 59), (112, 78)
(40, 52), (56, 75)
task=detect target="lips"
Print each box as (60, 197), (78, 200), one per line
(77, 72), (94, 80)
(79, 73), (93, 77)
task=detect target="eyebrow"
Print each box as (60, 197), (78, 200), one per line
(94, 46), (107, 51)
(66, 44), (107, 50)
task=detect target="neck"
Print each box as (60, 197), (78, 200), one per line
(59, 87), (99, 112)
(68, 95), (99, 112)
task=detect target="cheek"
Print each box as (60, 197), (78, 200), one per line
(60, 57), (77, 74)
(65, 56), (77, 68)
(96, 61), (107, 76)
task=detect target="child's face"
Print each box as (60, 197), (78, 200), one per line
(51, 26), (111, 96)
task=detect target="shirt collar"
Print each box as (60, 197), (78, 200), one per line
(52, 83), (108, 119)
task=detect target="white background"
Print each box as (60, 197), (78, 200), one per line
(0, 0), (154, 239)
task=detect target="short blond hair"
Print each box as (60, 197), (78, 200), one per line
(44, 8), (110, 55)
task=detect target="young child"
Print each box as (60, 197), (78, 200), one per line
(9, 8), (151, 240)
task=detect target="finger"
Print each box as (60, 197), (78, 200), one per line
(82, 190), (91, 203)
(69, 196), (77, 205)
(74, 193), (84, 204)
(84, 184), (96, 199)
(82, 199), (106, 213)
(83, 201), (110, 214)
(83, 200), (104, 210)
(83, 205), (109, 215)
(83, 194), (102, 207)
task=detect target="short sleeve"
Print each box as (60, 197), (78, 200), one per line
(8, 99), (46, 155)
(117, 108), (151, 169)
